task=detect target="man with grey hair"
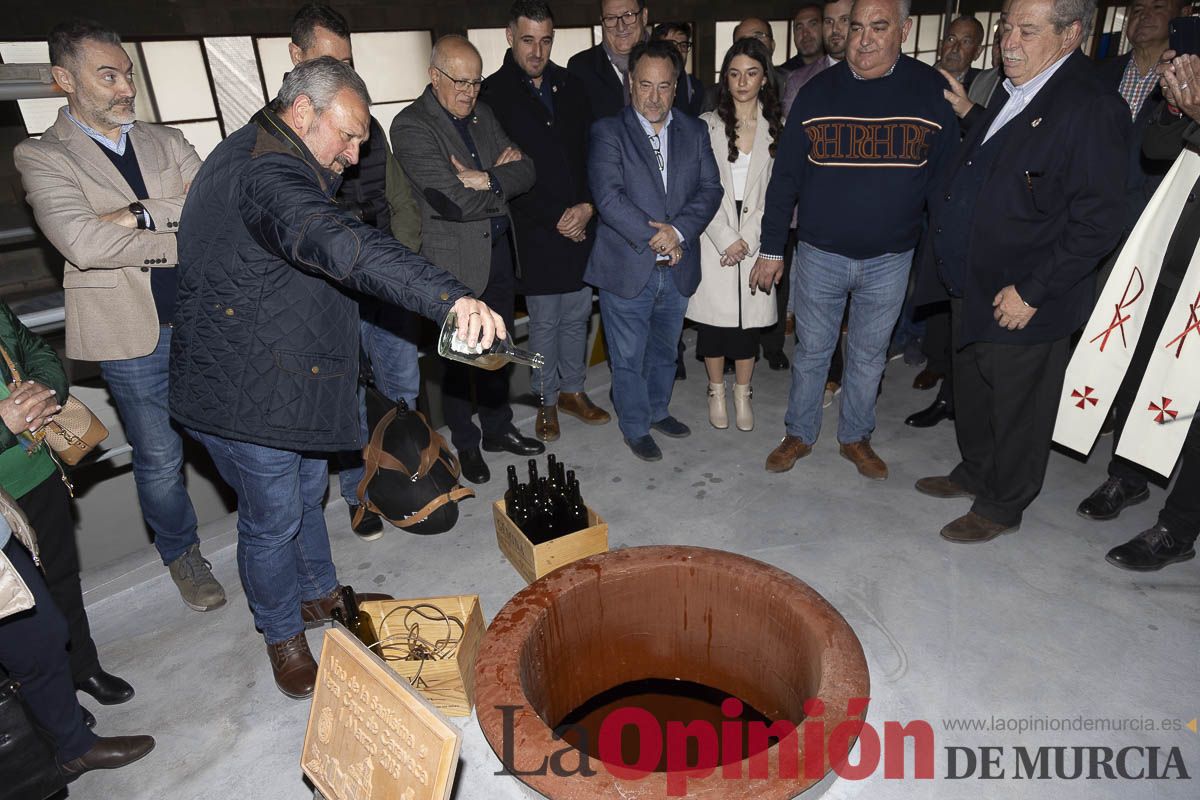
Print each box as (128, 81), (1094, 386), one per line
(169, 56), (506, 698)
(915, 0), (1128, 543)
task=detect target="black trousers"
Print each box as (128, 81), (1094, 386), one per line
(0, 538), (95, 762)
(949, 303), (1070, 526)
(1106, 280), (1200, 542)
(920, 302), (954, 408)
(443, 236), (516, 452)
(15, 476), (99, 684)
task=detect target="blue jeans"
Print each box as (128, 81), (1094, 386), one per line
(786, 243), (913, 444)
(339, 305), (421, 507)
(98, 325), (199, 565)
(526, 287), (594, 405)
(599, 267), (689, 440)
(189, 430), (338, 644)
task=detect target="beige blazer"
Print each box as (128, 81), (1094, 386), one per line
(686, 108), (778, 330)
(14, 107), (202, 361)
(0, 486), (38, 621)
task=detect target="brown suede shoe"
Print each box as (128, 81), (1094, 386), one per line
(940, 512), (1018, 543)
(915, 475), (975, 499)
(557, 391), (611, 424)
(536, 406), (560, 441)
(839, 440), (888, 480)
(765, 436), (812, 473)
(912, 369), (944, 391)
(300, 585), (393, 628)
(60, 735), (155, 782)
(268, 632), (318, 698)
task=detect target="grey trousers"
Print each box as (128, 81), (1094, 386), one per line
(526, 287), (594, 405)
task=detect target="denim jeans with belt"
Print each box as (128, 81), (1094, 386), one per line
(98, 325), (199, 565)
(599, 266), (689, 440)
(188, 430), (338, 644)
(526, 286), (594, 405)
(786, 242), (913, 445)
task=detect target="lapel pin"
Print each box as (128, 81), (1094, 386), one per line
(1031, 117), (1042, 127)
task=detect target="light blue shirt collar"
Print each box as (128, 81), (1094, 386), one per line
(66, 108), (135, 156)
(984, 51), (1072, 142)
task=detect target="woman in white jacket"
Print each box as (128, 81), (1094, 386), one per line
(686, 37), (782, 431)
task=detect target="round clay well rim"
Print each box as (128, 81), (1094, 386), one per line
(475, 545), (870, 799)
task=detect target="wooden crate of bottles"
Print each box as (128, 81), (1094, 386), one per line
(358, 595), (485, 717)
(493, 500), (608, 584)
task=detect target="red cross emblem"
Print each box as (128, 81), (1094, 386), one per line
(1089, 267), (1144, 352)
(1070, 386), (1099, 409)
(1164, 289), (1200, 358)
(1149, 397), (1179, 424)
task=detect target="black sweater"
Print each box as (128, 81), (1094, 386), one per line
(761, 56), (958, 259)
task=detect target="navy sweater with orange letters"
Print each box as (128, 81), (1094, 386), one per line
(760, 56), (958, 260)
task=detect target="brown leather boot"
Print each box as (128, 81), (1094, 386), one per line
(536, 406), (560, 441)
(839, 440), (888, 480)
(940, 512), (1018, 543)
(765, 436), (812, 473)
(268, 632), (318, 699)
(557, 391), (611, 424)
(300, 585), (393, 627)
(60, 735), (156, 782)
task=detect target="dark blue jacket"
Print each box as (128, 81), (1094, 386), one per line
(169, 108), (469, 451)
(917, 51), (1130, 346)
(583, 106), (722, 299)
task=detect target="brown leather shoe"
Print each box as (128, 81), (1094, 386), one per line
(536, 406), (560, 441)
(60, 735), (155, 782)
(300, 585), (393, 627)
(940, 512), (1018, 543)
(839, 440), (888, 480)
(912, 369), (944, 391)
(557, 391), (611, 424)
(915, 475), (975, 499)
(765, 436), (812, 473)
(268, 632), (318, 698)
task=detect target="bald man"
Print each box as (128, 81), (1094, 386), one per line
(391, 36), (542, 484)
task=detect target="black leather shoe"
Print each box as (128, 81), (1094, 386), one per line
(76, 671), (134, 706)
(766, 352), (789, 371)
(905, 398), (954, 428)
(675, 359), (687, 381)
(1077, 476), (1150, 521)
(625, 435), (662, 461)
(347, 503), (384, 541)
(650, 416), (691, 438)
(458, 448), (490, 484)
(482, 430), (546, 456)
(60, 735), (155, 782)
(1106, 524), (1197, 571)
(82, 706), (96, 729)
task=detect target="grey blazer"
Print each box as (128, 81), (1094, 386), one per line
(390, 87), (536, 294)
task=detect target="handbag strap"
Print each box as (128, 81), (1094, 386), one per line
(0, 342), (22, 384)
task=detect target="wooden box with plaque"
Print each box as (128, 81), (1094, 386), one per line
(359, 596), (484, 718)
(492, 500), (608, 584)
(302, 626), (461, 800)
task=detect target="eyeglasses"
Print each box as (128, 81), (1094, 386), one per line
(672, 41), (693, 52)
(602, 10), (641, 28)
(435, 66), (483, 93)
(744, 31), (772, 41)
(648, 134), (664, 171)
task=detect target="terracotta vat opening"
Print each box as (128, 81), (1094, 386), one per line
(475, 545), (870, 798)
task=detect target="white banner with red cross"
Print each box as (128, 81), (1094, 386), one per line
(1053, 147), (1200, 476)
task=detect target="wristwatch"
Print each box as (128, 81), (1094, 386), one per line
(128, 201), (149, 230)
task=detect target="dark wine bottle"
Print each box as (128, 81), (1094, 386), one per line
(505, 464), (520, 517)
(528, 457), (539, 486)
(569, 478), (589, 532)
(512, 484), (531, 532)
(339, 586), (378, 648)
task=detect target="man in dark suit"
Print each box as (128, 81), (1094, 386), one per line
(481, 0), (611, 443)
(915, 0), (1130, 543)
(585, 39), (722, 461)
(935, 15), (984, 91)
(651, 21), (705, 117)
(391, 36), (543, 485)
(569, 0), (648, 121)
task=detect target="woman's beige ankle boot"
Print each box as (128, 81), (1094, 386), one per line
(707, 382), (728, 429)
(733, 383), (753, 431)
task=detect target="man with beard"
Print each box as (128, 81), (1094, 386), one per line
(14, 19), (226, 618)
(569, 0), (649, 121)
(782, 3), (827, 72)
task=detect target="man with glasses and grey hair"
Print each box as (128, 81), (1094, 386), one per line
(569, 0), (650, 120)
(170, 57), (506, 698)
(392, 36), (542, 486)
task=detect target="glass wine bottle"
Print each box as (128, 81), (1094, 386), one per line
(437, 310), (545, 371)
(505, 465), (520, 517)
(339, 586), (378, 649)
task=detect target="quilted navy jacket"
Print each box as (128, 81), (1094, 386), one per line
(169, 108), (470, 451)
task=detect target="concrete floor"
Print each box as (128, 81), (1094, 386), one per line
(73, 336), (1200, 800)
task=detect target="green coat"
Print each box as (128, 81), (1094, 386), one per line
(0, 302), (69, 499)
